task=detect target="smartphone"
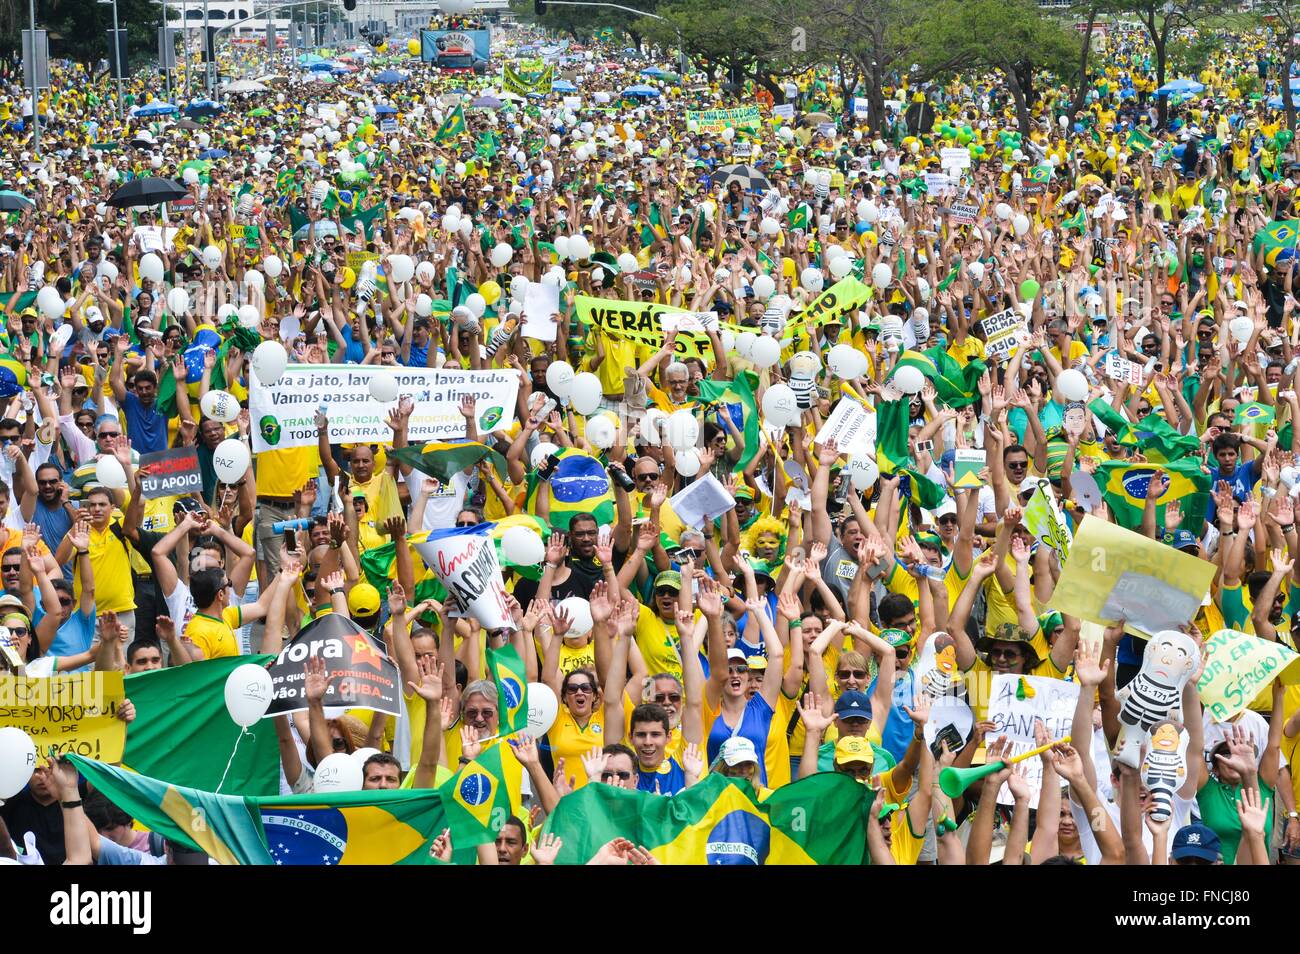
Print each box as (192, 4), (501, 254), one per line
(285, 528), (298, 552)
(537, 453), (561, 482)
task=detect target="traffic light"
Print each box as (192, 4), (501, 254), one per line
(534, 0), (547, 14)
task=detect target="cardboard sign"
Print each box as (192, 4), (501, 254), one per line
(1023, 477), (1072, 559)
(265, 613), (401, 717)
(414, 525), (513, 632)
(1197, 628), (1300, 722)
(1049, 516), (1217, 638)
(981, 307), (1025, 362)
(139, 447), (203, 500)
(924, 172), (952, 197)
(945, 203), (979, 224)
(853, 98), (870, 119)
(0, 672), (126, 763)
(988, 674), (1079, 808)
(522, 280), (560, 343)
(773, 103), (795, 120)
(940, 147), (972, 170)
(1103, 351), (1146, 386)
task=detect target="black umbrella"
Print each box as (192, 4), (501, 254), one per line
(714, 163), (771, 194)
(107, 177), (188, 208)
(904, 101), (936, 135)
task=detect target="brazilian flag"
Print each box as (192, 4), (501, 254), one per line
(439, 742), (512, 848)
(1061, 208), (1088, 233)
(434, 103), (467, 143)
(876, 397), (947, 509)
(525, 448), (615, 529)
(1252, 220), (1299, 268)
(542, 772), (869, 864)
(888, 346), (986, 409)
(389, 440), (507, 482)
(1029, 164), (1053, 184)
(787, 204), (809, 231)
(357, 531), (446, 606)
(1087, 398), (1200, 464)
(1126, 128), (1156, 153)
(1234, 402), (1275, 426)
(639, 203), (668, 246)
(1095, 458), (1211, 535)
(695, 377), (762, 472)
(69, 756), (447, 865)
(486, 643), (529, 735)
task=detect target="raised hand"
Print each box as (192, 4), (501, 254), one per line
(798, 692), (833, 735)
(531, 832), (563, 865)
(304, 655), (330, 704)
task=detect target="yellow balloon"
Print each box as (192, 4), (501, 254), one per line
(340, 266), (356, 290)
(407, 39), (421, 56)
(377, 42), (388, 53)
(479, 279), (501, 305)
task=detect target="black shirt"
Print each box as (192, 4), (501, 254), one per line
(511, 556), (604, 608)
(1, 787), (66, 865)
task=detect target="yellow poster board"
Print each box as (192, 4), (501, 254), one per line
(0, 672), (126, 764)
(1197, 628), (1300, 722)
(1049, 516), (1217, 638)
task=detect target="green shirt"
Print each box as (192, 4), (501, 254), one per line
(1197, 776), (1273, 865)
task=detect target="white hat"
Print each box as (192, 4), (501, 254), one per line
(715, 736), (760, 767)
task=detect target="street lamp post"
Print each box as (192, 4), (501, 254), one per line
(98, 0), (124, 120)
(27, 0), (39, 156)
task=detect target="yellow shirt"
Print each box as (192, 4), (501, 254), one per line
(184, 605), (243, 660)
(634, 603), (688, 682)
(77, 515), (135, 614)
(547, 708), (605, 788)
(255, 445), (322, 498)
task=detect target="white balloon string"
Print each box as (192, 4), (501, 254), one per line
(215, 727), (248, 794)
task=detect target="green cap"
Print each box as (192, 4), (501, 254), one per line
(653, 570), (682, 592)
(880, 628), (912, 648)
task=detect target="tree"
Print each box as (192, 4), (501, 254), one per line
(511, 0), (661, 47)
(637, 0), (795, 96)
(913, 0), (1079, 137)
(0, 0), (162, 67)
(1108, 0), (1210, 127)
(1257, 0), (1300, 133)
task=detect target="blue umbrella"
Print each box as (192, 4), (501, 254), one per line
(640, 66), (666, 77)
(330, 64), (351, 75)
(1156, 78), (1205, 95)
(373, 69), (408, 85)
(309, 61), (334, 72)
(135, 102), (178, 117)
(198, 148), (229, 160)
(552, 79), (577, 93)
(184, 100), (223, 117)
(374, 104), (398, 115)
(622, 84), (660, 98)
(471, 95), (502, 109)
(293, 219), (339, 242)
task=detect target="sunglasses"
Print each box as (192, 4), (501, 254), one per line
(6, 626), (28, 636)
(601, 770), (633, 782)
(454, 520), (479, 528)
(464, 708), (495, 721)
(565, 683), (595, 695)
(837, 669), (869, 680)
(988, 646), (1024, 660)
(652, 692), (682, 704)
(97, 431), (121, 439)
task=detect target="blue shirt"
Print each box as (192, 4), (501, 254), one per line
(339, 324), (366, 364)
(705, 693), (775, 786)
(121, 391), (168, 455)
(1206, 461), (1259, 523)
(31, 499), (72, 574)
(48, 607), (95, 669)
(636, 756), (686, 795)
(865, 668), (916, 762)
(403, 340), (429, 367)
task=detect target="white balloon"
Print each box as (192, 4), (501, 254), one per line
(1229, 315), (1254, 342)
(752, 274), (776, 299)
(617, 252), (639, 273)
(351, 747), (382, 767)
(202, 245), (223, 270)
(967, 261), (986, 282)
(554, 235), (572, 260)
(501, 526), (546, 567)
(465, 293), (487, 318)
(845, 454), (879, 491)
(545, 360), (576, 399)
(1055, 368), (1089, 402)
(893, 365), (926, 394)
(760, 216), (780, 236)
(263, 255), (283, 279)
(490, 243), (514, 268)
(237, 303), (261, 329)
(570, 372), (603, 415)
(182, 167), (199, 185)
(720, 126), (735, 142)
(166, 287), (190, 315)
(530, 441), (560, 469)
(720, 329), (736, 355)
(313, 752), (363, 792)
(95, 454), (128, 490)
(416, 261), (436, 283)
(675, 448), (702, 477)
(1012, 213), (1030, 237)
(458, 218), (473, 239)
(556, 597), (593, 638)
(0, 727), (36, 799)
(36, 286), (64, 320)
(414, 293), (433, 317)
(139, 253), (165, 284)
(871, 263), (892, 290)
(98, 260), (119, 283)
(252, 341), (288, 386)
(213, 439), (251, 484)
(526, 682), (559, 737)
(736, 331), (758, 359)
(223, 663), (273, 727)
(570, 235), (592, 260)
(244, 268), (264, 291)
(858, 200), (879, 224)
(762, 383), (801, 427)
(829, 255), (853, 279)
(388, 254), (415, 284)
(801, 267), (824, 292)
(828, 343), (867, 379)
(665, 409), (700, 451)
(585, 414), (615, 448)
(369, 373), (399, 403)
(200, 389), (240, 423)
(751, 336), (781, 369)
(994, 202), (1012, 221)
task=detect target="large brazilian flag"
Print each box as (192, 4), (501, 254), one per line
(1095, 458), (1211, 535)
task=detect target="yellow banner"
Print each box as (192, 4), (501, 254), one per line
(799, 276), (872, 330)
(1049, 516), (1217, 639)
(0, 672), (126, 764)
(1197, 628), (1300, 722)
(576, 295), (716, 359)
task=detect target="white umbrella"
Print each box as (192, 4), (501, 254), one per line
(224, 79), (268, 94)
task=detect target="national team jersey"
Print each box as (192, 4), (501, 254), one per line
(705, 693), (776, 787)
(547, 709), (605, 788)
(636, 756), (686, 796)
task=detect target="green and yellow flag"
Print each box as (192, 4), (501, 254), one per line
(434, 103), (467, 143)
(69, 756), (447, 865)
(695, 377), (761, 472)
(542, 773), (869, 864)
(888, 346), (986, 409)
(1095, 458), (1211, 535)
(1234, 402), (1275, 426)
(389, 440), (507, 482)
(439, 742), (513, 847)
(486, 643), (529, 735)
(876, 396), (947, 510)
(1126, 128), (1156, 153)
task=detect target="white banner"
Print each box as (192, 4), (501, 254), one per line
(815, 397), (875, 458)
(413, 526), (513, 631)
(988, 674), (1079, 808)
(853, 97), (870, 118)
(249, 364), (520, 453)
(940, 147), (972, 170)
(981, 308), (1025, 362)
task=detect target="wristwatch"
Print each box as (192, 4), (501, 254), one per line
(61, 799), (83, 809)
(329, 587), (344, 596)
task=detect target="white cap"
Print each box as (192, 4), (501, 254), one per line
(715, 736), (760, 767)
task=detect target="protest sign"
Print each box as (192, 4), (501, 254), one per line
(773, 103), (795, 120)
(924, 172), (951, 197)
(1023, 477), (1072, 559)
(522, 280), (560, 342)
(563, 96), (581, 110)
(249, 365), (520, 453)
(266, 614), (401, 717)
(796, 276), (873, 331)
(980, 308), (1025, 362)
(685, 105), (761, 132)
(953, 449), (985, 488)
(988, 673), (1078, 807)
(576, 295), (737, 360)
(815, 397), (875, 458)
(138, 447), (202, 500)
(669, 474), (736, 529)
(0, 672), (126, 763)
(414, 525), (513, 631)
(1197, 628), (1300, 722)
(945, 203), (979, 224)
(1049, 516), (1217, 638)
(1103, 351), (1146, 386)
(853, 98), (870, 119)
(940, 147), (972, 170)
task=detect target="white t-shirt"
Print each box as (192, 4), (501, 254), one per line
(404, 468), (470, 533)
